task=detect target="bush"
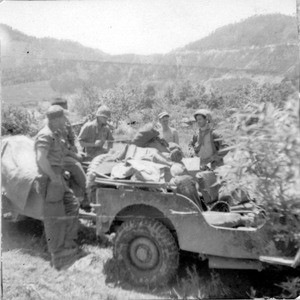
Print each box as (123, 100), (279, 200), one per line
(217, 99), (300, 255)
(69, 84), (100, 119)
(1, 105), (39, 136)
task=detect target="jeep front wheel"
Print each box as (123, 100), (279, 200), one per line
(114, 218), (179, 287)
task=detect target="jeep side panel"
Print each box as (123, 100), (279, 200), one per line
(95, 187), (277, 260)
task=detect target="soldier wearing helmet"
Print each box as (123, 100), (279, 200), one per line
(188, 109), (228, 170)
(78, 105), (114, 159)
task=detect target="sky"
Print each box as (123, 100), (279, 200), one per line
(0, 0), (297, 55)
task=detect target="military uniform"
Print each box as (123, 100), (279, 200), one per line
(50, 98), (87, 201)
(35, 125), (79, 265)
(188, 109), (228, 170)
(78, 119), (114, 159)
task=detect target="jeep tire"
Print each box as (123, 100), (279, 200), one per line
(114, 218), (179, 287)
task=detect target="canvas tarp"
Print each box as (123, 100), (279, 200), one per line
(111, 159), (168, 182)
(1, 135), (40, 210)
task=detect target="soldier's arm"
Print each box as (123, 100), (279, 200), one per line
(106, 128), (114, 150)
(188, 134), (198, 156)
(173, 129), (179, 145)
(212, 131), (229, 159)
(36, 148), (59, 183)
(78, 123), (98, 148)
(66, 122), (76, 147)
(153, 152), (174, 167)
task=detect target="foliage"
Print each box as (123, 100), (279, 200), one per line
(101, 85), (141, 127)
(1, 104), (40, 136)
(276, 277), (300, 299)
(217, 99), (300, 254)
(171, 266), (231, 299)
(69, 83), (101, 119)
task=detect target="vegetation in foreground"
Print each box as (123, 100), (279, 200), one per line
(1, 77), (299, 298)
(2, 217), (299, 300)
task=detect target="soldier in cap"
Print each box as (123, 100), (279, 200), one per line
(188, 109), (228, 170)
(35, 105), (82, 269)
(51, 97), (87, 209)
(158, 111), (179, 144)
(78, 105), (114, 159)
(51, 97), (76, 152)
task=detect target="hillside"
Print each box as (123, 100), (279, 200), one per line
(182, 14), (298, 51)
(0, 24), (109, 69)
(1, 14), (299, 99)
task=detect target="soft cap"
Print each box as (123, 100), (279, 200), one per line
(158, 111), (170, 119)
(51, 97), (67, 106)
(46, 105), (65, 120)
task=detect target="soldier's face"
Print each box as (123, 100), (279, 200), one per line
(97, 116), (108, 125)
(57, 115), (67, 130)
(195, 115), (207, 127)
(159, 116), (169, 126)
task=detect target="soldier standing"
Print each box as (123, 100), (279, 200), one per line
(188, 109), (228, 170)
(35, 105), (82, 269)
(158, 111), (179, 144)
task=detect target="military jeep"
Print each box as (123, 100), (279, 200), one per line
(91, 174), (299, 287)
(2, 136), (299, 287)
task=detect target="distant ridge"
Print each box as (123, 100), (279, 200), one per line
(1, 14), (299, 93)
(182, 14), (298, 51)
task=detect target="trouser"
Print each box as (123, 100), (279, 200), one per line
(63, 156), (86, 199)
(63, 189), (79, 249)
(42, 166), (79, 256)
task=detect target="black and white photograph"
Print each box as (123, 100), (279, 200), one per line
(1, 0), (300, 299)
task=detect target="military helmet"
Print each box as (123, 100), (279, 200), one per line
(193, 109), (212, 123)
(96, 105), (111, 119)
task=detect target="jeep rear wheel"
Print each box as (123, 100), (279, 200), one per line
(114, 218), (179, 287)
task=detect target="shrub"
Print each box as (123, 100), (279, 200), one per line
(1, 104), (39, 136)
(69, 84), (101, 119)
(217, 99), (300, 255)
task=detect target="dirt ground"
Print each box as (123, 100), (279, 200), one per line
(1, 216), (298, 299)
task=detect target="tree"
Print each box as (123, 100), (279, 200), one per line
(101, 85), (141, 128)
(69, 83), (101, 119)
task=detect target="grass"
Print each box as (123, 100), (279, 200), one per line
(2, 215), (299, 299)
(2, 218), (161, 300)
